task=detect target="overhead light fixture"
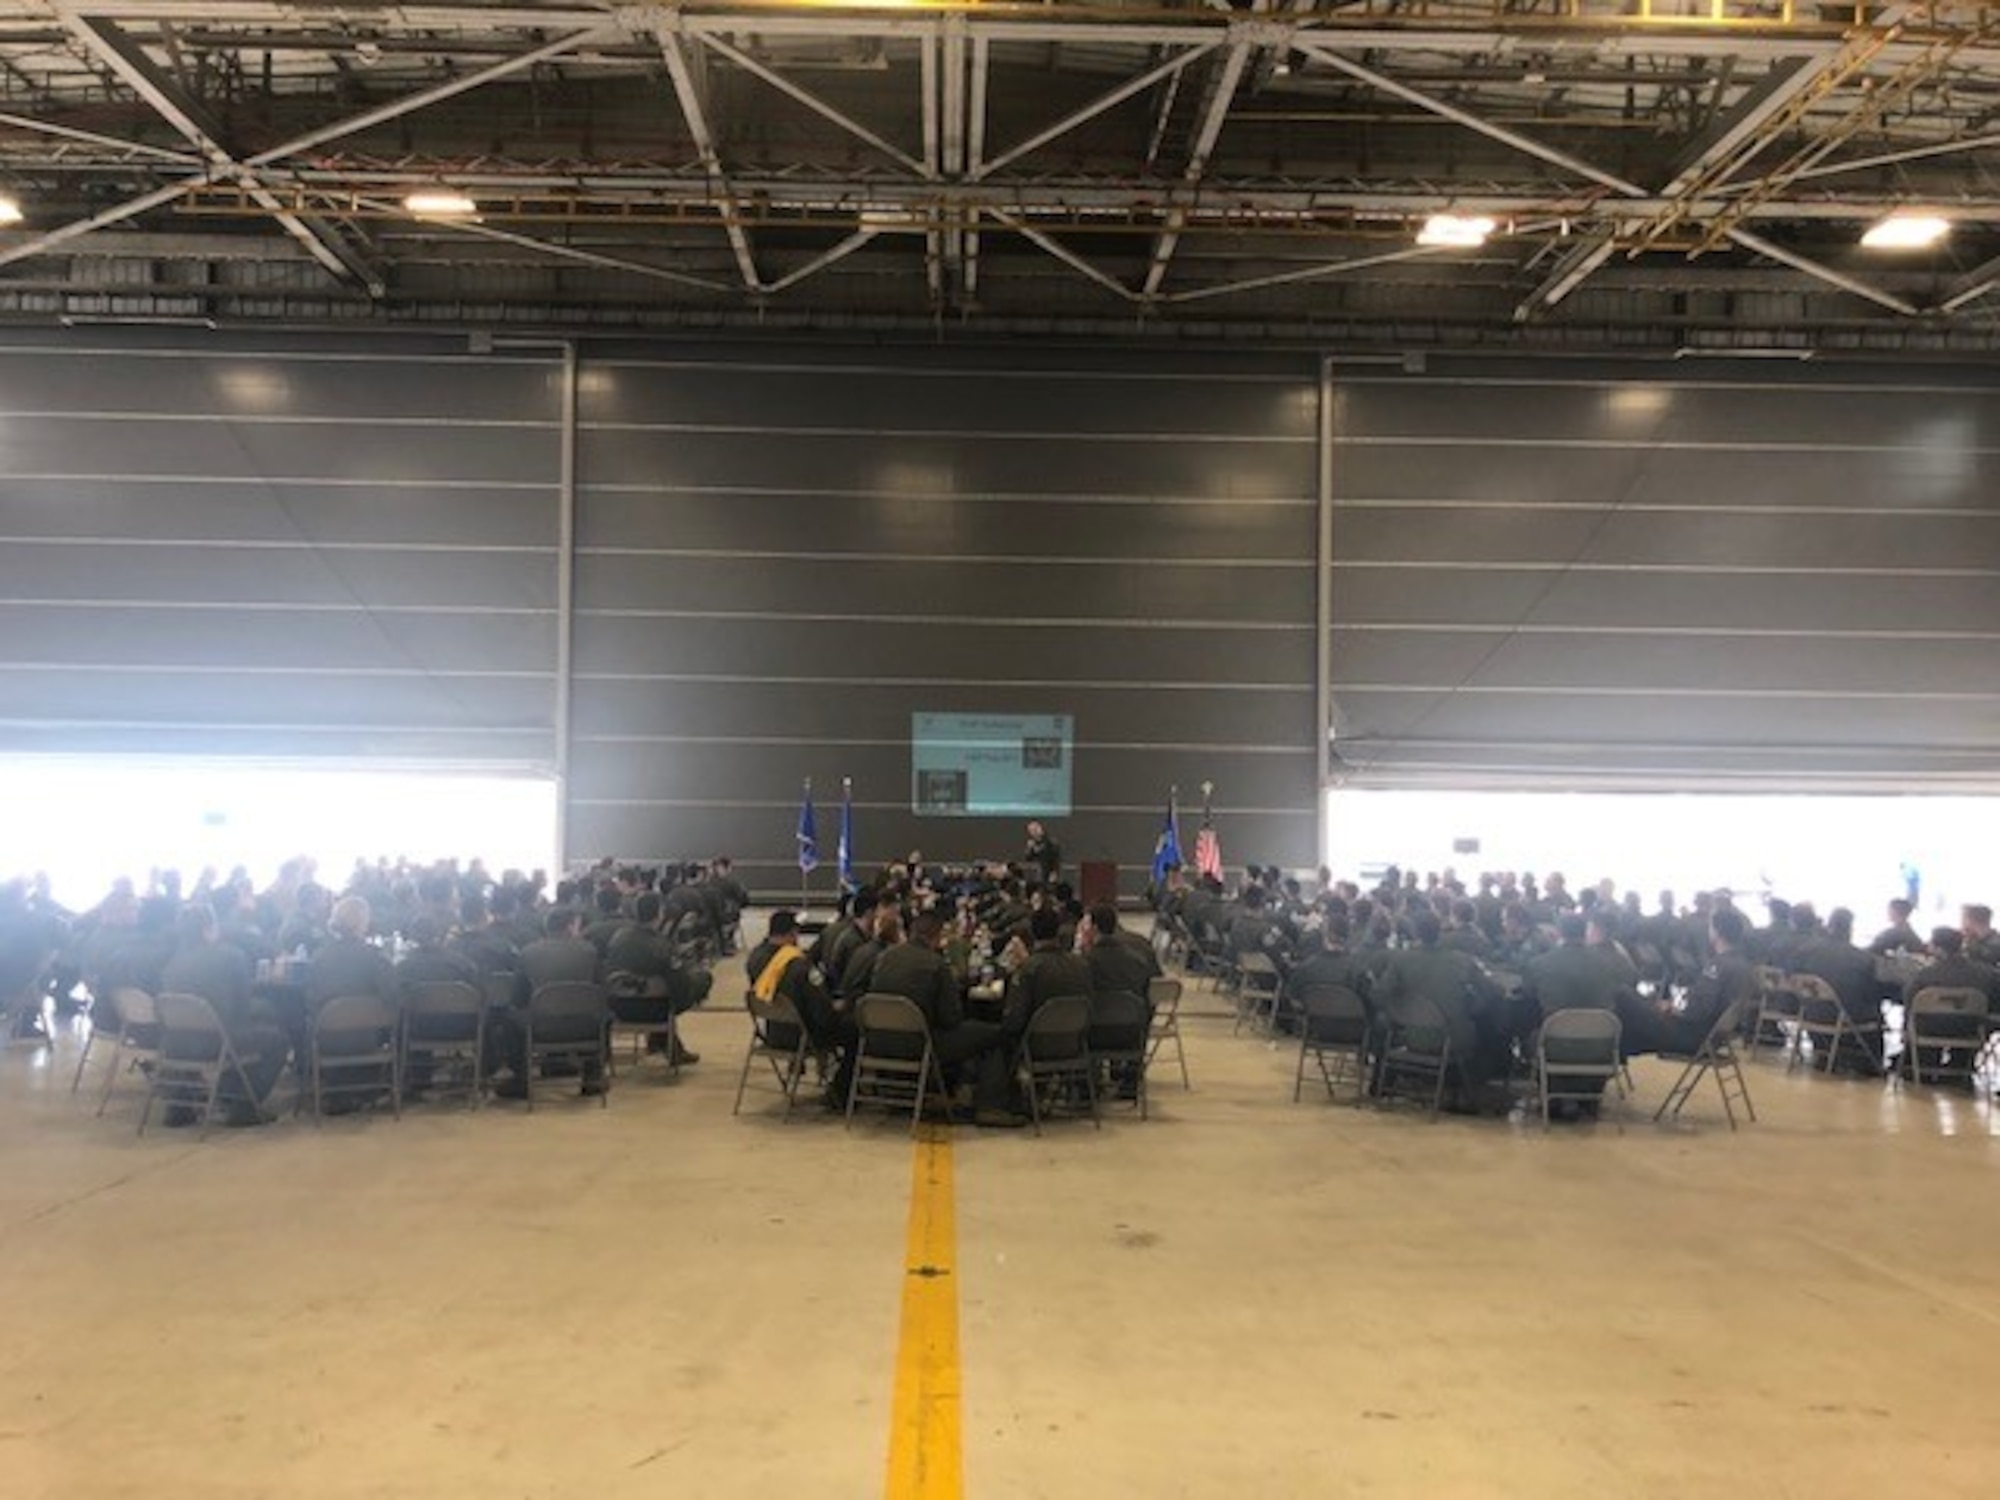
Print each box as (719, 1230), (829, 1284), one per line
(0, 196), (21, 226)
(1860, 213), (1949, 250)
(857, 208), (927, 233)
(1417, 213), (1496, 248)
(403, 190), (479, 218)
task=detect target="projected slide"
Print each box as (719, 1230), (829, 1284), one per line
(912, 713), (1074, 817)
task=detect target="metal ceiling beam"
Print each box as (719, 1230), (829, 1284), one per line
(1520, 36), (1883, 313)
(1512, 232), (1619, 321)
(920, 31), (943, 306)
(1293, 41), (1641, 197)
(1688, 25), (1982, 253)
(1293, 36), (1919, 317)
(1773, 128), (2000, 186)
(965, 31), (987, 298)
(1937, 251), (2000, 314)
(42, 4), (1970, 63)
(61, 14), (383, 292)
(0, 20), (613, 271)
(175, 167), (2000, 227)
(970, 40), (1222, 181)
(697, 32), (927, 177)
(0, 110), (199, 164)
(940, 16), (968, 303)
(983, 206), (1141, 304)
(656, 23), (759, 291)
(1168, 240), (1478, 305)
(361, 196), (735, 293)
(1728, 225), (1920, 315)
(759, 226), (879, 295)
(243, 26), (617, 168)
(1656, 55), (1820, 195)
(1142, 22), (1259, 298)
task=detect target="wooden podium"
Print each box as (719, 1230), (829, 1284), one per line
(1079, 859), (1119, 909)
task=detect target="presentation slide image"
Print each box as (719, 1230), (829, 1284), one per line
(911, 712), (1073, 818)
(917, 769), (969, 814)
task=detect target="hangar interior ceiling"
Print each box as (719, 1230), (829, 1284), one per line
(1, 1), (1999, 349)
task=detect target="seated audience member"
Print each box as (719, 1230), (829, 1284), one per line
(1901, 927), (1999, 1083)
(302, 895), (401, 1109)
(390, 913), (484, 1094)
(451, 893), (519, 977)
(704, 856), (750, 954)
(1868, 898), (1926, 957)
(1226, 884), (1289, 971)
(1493, 902), (1547, 967)
(97, 895), (181, 1001)
(869, 911), (1008, 1121)
(1961, 904), (2000, 966)
(1523, 915), (1634, 1114)
(838, 907), (900, 1001)
(157, 903), (288, 1126)
(307, 896), (398, 1013)
(1081, 904), (1158, 1092)
(808, 890), (869, 983)
(396, 913), (482, 990)
(1793, 907), (1889, 1072)
(751, 909), (854, 1103)
(602, 891), (706, 1064)
(520, 907), (599, 991)
(0, 883), (58, 1039)
(274, 882), (334, 958)
(1084, 904), (1162, 1000)
(1440, 899), (1493, 960)
(1371, 910), (1510, 1109)
(493, 906), (607, 1097)
(583, 884), (629, 955)
(1620, 906), (1757, 1058)
(1285, 914), (1372, 1006)
(1525, 915), (1631, 1023)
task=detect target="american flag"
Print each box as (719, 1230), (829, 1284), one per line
(1193, 803), (1223, 882)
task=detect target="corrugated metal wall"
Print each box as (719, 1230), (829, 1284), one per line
(1329, 357), (2000, 792)
(0, 330), (562, 765)
(10, 333), (1996, 885)
(567, 346), (1322, 889)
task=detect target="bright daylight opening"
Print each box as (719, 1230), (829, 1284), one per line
(1325, 789), (1986, 926)
(0, 758), (559, 907)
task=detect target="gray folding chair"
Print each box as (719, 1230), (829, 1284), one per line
(1788, 973), (1882, 1077)
(1019, 994), (1098, 1136)
(1088, 989), (1152, 1120)
(523, 981), (610, 1110)
(1373, 994), (1453, 1120)
(734, 990), (817, 1123)
(1535, 1008), (1623, 1127)
(300, 993), (403, 1123)
(1145, 975), (1190, 1090)
(401, 980), (486, 1108)
(1900, 986), (1989, 1088)
(73, 986), (161, 1118)
(604, 969), (681, 1079)
(846, 993), (947, 1135)
(1233, 951), (1284, 1035)
(140, 992), (265, 1140)
(1294, 983), (1370, 1105)
(1745, 965), (1798, 1060)
(1654, 994), (1757, 1130)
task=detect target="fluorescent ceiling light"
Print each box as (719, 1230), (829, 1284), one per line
(0, 196), (21, 225)
(403, 190), (479, 218)
(1417, 213), (1496, 248)
(1860, 214), (1949, 250)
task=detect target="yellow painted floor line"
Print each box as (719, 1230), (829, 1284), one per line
(885, 1122), (964, 1500)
